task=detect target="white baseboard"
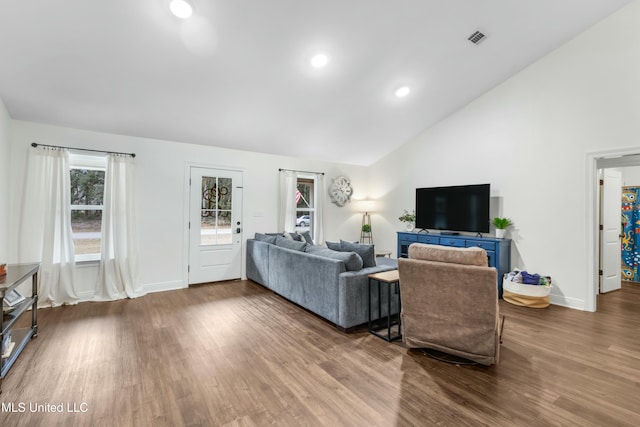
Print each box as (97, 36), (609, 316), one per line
(550, 293), (585, 311)
(143, 280), (186, 294)
(73, 280), (186, 302)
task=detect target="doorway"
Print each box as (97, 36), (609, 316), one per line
(188, 167), (243, 284)
(587, 149), (640, 311)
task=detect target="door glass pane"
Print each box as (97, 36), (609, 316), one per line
(200, 176), (233, 245)
(218, 178), (232, 209)
(217, 211), (233, 245)
(201, 176), (217, 210)
(201, 209), (216, 245)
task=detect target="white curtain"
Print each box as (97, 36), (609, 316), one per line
(94, 154), (144, 300)
(279, 170), (298, 233)
(314, 173), (325, 244)
(19, 147), (79, 306)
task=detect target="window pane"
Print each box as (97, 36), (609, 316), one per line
(200, 176), (233, 245)
(71, 210), (102, 255)
(296, 181), (313, 209)
(296, 178), (315, 237)
(70, 169), (105, 206)
(295, 210), (312, 232)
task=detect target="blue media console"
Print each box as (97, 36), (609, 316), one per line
(397, 232), (511, 298)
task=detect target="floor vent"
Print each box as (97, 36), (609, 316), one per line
(468, 30), (486, 45)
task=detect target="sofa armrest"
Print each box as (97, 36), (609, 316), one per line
(337, 264), (397, 329)
(246, 239), (270, 286)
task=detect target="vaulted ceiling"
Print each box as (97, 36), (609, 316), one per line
(0, 1), (631, 165)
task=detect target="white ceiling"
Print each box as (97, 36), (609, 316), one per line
(0, 0), (632, 165)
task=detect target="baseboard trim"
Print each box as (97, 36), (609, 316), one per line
(550, 293), (585, 311)
(144, 280), (186, 294)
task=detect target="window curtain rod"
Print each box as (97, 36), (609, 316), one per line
(31, 142), (136, 158)
(279, 168), (324, 175)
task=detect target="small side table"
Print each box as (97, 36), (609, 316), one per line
(375, 250), (392, 258)
(368, 270), (401, 342)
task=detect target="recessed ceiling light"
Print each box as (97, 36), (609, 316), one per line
(395, 86), (411, 98)
(170, 0), (193, 19)
(310, 53), (329, 68)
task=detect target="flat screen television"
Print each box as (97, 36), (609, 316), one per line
(415, 184), (490, 233)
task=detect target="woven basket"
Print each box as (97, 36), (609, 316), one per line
(503, 277), (550, 308)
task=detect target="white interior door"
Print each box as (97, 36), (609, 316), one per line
(189, 167), (243, 284)
(600, 169), (622, 293)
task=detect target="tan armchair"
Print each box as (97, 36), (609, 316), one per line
(398, 243), (502, 365)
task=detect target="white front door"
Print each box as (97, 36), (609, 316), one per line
(600, 169), (622, 293)
(189, 167), (243, 284)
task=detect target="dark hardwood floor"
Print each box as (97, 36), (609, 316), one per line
(1, 280), (639, 426)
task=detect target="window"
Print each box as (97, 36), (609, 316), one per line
(295, 177), (315, 236)
(69, 154), (107, 261)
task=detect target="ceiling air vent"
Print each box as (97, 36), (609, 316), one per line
(468, 30), (486, 45)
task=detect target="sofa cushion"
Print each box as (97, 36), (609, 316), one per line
(254, 233), (277, 244)
(409, 243), (487, 266)
(275, 235), (307, 251)
(306, 245), (363, 271)
(340, 240), (376, 268)
(297, 230), (313, 244)
(325, 241), (341, 251)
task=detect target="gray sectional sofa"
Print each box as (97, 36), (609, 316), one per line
(246, 235), (398, 330)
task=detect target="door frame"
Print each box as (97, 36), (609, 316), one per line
(183, 162), (245, 287)
(586, 148), (640, 311)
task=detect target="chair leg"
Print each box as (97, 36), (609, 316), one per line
(499, 315), (506, 344)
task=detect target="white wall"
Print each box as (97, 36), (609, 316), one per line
(369, 1), (640, 310)
(0, 97), (10, 264)
(8, 120), (369, 297)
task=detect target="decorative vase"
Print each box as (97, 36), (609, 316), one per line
(405, 222), (414, 232)
(496, 229), (506, 239)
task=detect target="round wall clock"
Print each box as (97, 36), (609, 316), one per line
(329, 176), (353, 207)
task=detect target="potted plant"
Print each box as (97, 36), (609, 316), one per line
(492, 217), (512, 238)
(398, 209), (416, 231)
(362, 224), (372, 233)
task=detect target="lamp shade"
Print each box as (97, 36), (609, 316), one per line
(358, 200), (376, 213)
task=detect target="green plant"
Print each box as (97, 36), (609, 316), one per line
(398, 209), (416, 223)
(492, 217), (512, 229)
(362, 224), (372, 233)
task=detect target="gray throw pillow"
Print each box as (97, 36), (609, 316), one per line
(340, 240), (376, 268)
(284, 231), (303, 241)
(298, 230), (313, 244)
(325, 241), (341, 251)
(306, 246), (363, 271)
(254, 233), (277, 244)
(275, 235), (307, 251)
